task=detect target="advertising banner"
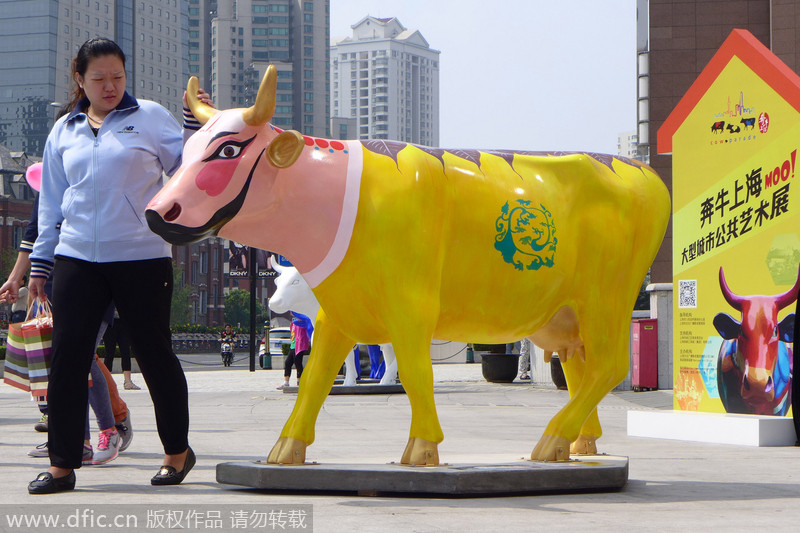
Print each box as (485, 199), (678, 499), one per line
(661, 30), (800, 416)
(227, 241), (283, 278)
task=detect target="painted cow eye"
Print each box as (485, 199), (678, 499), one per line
(203, 136), (254, 162)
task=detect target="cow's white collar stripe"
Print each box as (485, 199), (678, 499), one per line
(302, 140), (362, 288)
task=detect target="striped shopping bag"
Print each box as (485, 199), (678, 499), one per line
(21, 308), (53, 398)
(2, 321), (31, 392)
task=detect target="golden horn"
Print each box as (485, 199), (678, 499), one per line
(186, 76), (216, 125)
(242, 65), (277, 126)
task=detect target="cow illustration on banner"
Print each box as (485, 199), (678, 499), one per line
(713, 266), (797, 416)
(145, 65), (670, 464)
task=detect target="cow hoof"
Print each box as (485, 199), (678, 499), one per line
(266, 437), (307, 464)
(401, 437), (440, 466)
(531, 435), (571, 462)
(570, 435), (598, 455)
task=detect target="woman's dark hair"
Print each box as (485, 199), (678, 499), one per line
(66, 38), (126, 112)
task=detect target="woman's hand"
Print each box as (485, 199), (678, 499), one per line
(0, 278), (22, 303)
(182, 87), (213, 109)
(28, 277), (47, 302)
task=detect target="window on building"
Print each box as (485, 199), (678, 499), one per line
(11, 226), (22, 250)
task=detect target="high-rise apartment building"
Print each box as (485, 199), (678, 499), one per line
(187, 0), (330, 137)
(639, 0), (800, 283)
(331, 16), (439, 146)
(0, 0), (188, 157)
(617, 131), (641, 162)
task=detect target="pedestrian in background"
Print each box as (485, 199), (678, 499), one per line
(278, 312), (311, 389)
(103, 309), (140, 390)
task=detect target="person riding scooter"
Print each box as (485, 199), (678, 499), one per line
(219, 324), (236, 367)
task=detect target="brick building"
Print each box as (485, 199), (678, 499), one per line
(639, 0), (800, 282)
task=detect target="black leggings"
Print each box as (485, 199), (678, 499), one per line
(284, 349), (307, 378)
(47, 256), (189, 469)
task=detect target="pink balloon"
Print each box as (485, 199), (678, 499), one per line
(26, 162), (42, 192)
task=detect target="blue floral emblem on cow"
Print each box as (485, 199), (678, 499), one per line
(494, 200), (557, 270)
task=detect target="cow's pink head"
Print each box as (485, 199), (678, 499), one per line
(145, 65), (305, 244)
(713, 265), (799, 408)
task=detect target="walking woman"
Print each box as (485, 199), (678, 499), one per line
(27, 38), (208, 494)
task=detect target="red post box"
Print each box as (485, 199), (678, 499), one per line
(631, 318), (658, 391)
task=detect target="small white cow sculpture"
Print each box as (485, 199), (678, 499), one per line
(268, 259), (399, 386)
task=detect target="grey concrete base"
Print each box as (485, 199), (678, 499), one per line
(216, 456), (628, 496)
(283, 384), (405, 395)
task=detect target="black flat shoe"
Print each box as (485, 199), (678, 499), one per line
(151, 447), (195, 486)
(28, 471), (76, 494)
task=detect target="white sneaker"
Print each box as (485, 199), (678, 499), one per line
(82, 444), (94, 465)
(27, 442), (49, 458)
(116, 414), (133, 452)
(92, 427), (121, 465)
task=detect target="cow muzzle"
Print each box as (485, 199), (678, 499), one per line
(145, 207), (224, 245)
(740, 366), (775, 402)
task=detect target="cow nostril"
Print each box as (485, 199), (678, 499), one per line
(742, 376), (750, 391)
(764, 376), (773, 394)
(164, 203), (182, 222)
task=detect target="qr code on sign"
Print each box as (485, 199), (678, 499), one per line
(678, 280), (697, 308)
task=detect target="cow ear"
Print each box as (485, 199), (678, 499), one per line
(778, 313), (795, 343)
(267, 130), (304, 169)
(713, 313), (741, 340)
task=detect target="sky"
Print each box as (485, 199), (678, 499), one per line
(330, 0), (638, 154)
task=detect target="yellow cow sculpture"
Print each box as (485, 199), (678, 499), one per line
(145, 66), (671, 463)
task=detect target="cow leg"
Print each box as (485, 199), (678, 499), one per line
(532, 316), (628, 462)
(267, 312), (355, 464)
(379, 344), (398, 385)
(390, 330), (443, 465)
(559, 348), (600, 455)
(343, 351), (358, 386)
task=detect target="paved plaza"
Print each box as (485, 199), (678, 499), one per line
(1, 358), (798, 532)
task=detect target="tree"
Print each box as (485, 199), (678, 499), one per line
(170, 263), (191, 327)
(224, 288), (263, 331)
(634, 271), (651, 311)
(0, 246), (20, 282)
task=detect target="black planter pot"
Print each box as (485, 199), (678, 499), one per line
(481, 353), (520, 383)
